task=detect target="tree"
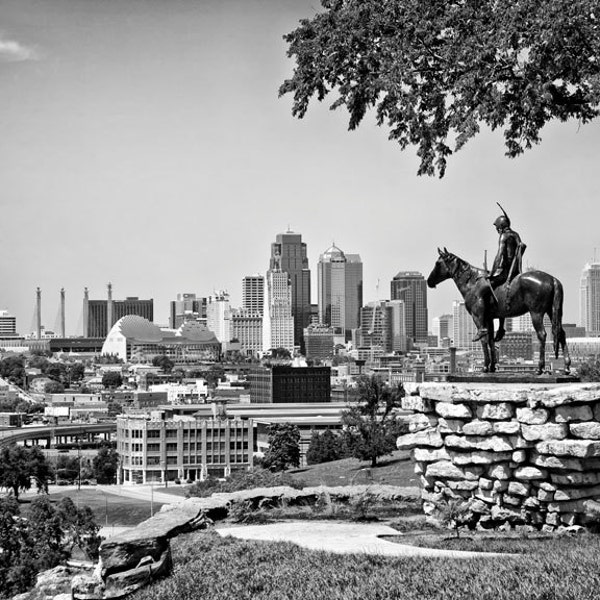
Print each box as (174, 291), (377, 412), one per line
(44, 380), (65, 394)
(280, 0), (600, 177)
(577, 358), (600, 382)
(67, 362), (86, 384)
(0, 354), (25, 386)
(102, 371), (123, 389)
(92, 445), (119, 484)
(0, 445), (53, 500)
(306, 429), (346, 465)
(262, 424), (301, 472)
(55, 497), (101, 560)
(152, 355), (174, 373)
(341, 375), (406, 467)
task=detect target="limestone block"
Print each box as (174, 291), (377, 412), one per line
(425, 460), (465, 480)
(475, 488), (500, 504)
(435, 402), (472, 419)
(546, 500), (586, 514)
(583, 499), (600, 522)
(503, 494), (523, 507)
(514, 466), (547, 480)
(488, 463), (512, 480)
(479, 477), (493, 490)
(401, 396), (434, 413)
(422, 501), (436, 515)
(523, 497), (541, 510)
(437, 418), (464, 434)
(492, 421), (520, 435)
(539, 482), (557, 492)
(554, 484), (600, 502)
(560, 513), (578, 526)
(594, 403), (600, 422)
(536, 439), (600, 458)
(447, 480), (479, 491)
(512, 450), (527, 463)
(516, 407), (549, 425)
(493, 480), (509, 493)
(444, 434), (514, 452)
(399, 413), (439, 433)
(476, 403), (514, 420)
(463, 466), (485, 481)
(521, 423), (568, 441)
(470, 499), (489, 514)
(570, 422), (600, 440)
(448, 450), (513, 465)
(555, 405), (593, 423)
(490, 505), (524, 523)
(551, 472), (600, 486)
(531, 453), (585, 471)
(528, 384), (600, 408)
(546, 512), (560, 526)
(413, 447), (451, 462)
(508, 481), (530, 496)
(538, 488), (554, 502)
(396, 429), (443, 450)
(414, 462), (424, 474)
(462, 420), (493, 436)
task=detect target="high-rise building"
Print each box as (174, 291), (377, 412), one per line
(390, 272), (428, 347)
(270, 230), (311, 349)
(580, 262), (600, 335)
(83, 285), (153, 338)
(452, 301), (478, 351)
(169, 293), (207, 329)
(317, 244), (363, 340)
(432, 314), (453, 347)
(0, 311), (17, 337)
(231, 308), (263, 356)
(358, 299), (407, 353)
(242, 275), (264, 316)
(206, 292), (232, 343)
(263, 269), (295, 355)
(304, 323), (335, 360)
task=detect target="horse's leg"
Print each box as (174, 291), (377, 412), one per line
(487, 317), (497, 373)
(494, 318), (506, 343)
(480, 338), (490, 373)
(560, 327), (571, 373)
(531, 311), (547, 375)
(472, 312), (489, 372)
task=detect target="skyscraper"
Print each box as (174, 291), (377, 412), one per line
(452, 301), (478, 351)
(358, 299), (407, 353)
(432, 314), (453, 347)
(580, 262), (600, 335)
(263, 269), (295, 355)
(169, 293), (207, 329)
(0, 311), (17, 337)
(242, 275), (264, 316)
(206, 291), (232, 343)
(390, 271), (428, 347)
(317, 244), (363, 340)
(270, 230), (311, 349)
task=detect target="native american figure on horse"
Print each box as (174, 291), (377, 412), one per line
(427, 206), (570, 375)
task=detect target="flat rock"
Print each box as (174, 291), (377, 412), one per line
(536, 440), (600, 458)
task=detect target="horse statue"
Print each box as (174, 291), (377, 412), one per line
(427, 248), (571, 375)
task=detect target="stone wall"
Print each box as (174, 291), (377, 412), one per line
(397, 382), (600, 531)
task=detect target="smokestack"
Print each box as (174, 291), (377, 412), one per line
(60, 288), (66, 338)
(107, 282), (113, 332)
(36, 287), (42, 340)
(83, 287), (89, 337)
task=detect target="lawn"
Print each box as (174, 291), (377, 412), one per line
(131, 529), (600, 600)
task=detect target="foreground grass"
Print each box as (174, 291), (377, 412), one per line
(132, 529), (600, 600)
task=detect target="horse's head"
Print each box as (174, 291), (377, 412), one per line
(427, 248), (457, 288)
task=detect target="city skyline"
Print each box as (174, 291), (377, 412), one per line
(2, 1), (600, 337)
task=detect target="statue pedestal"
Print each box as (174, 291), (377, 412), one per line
(446, 373), (580, 384)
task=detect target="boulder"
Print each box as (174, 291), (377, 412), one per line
(487, 463), (512, 480)
(515, 407), (549, 425)
(514, 466), (547, 480)
(435, 402), (472, 419)
(569, 422), (600, 440)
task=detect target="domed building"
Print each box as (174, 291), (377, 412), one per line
(102, 315), (220, 363)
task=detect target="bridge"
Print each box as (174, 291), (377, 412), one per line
(0, 422), (116, 448)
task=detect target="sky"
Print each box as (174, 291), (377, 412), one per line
(1, 0), (600, 337)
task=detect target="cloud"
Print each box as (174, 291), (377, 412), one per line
(0, 37), (40, 62)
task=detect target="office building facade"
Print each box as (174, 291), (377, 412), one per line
(169, 293), (207, 329)
(249, 365), (331, 404)
(206, 292), (232, 343)
(262, 269), (295, 355)
(317, 245), (362, 340)
(231, 309), (263, 356)
(0, 311), (17, 337)
(242, 275), (264, 316)
(358, 300), (407, 354)
(581, 262), (600, 336)
(390, 271), (428, 347)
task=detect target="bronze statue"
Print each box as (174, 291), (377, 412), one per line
(427, 248), (571, 375)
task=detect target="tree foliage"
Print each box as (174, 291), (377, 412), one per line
(262, 423), (301, 472)
(280, 0), (600, 177)
(306, 429), (347, 465)
(152, 355), (174, 373)
(0, 444), (52, 500)
(102, 371), (123, 389)
(577, 357), (600, 381)
(0, 355), (25, 386)
(341, 375), (406, 467)
(93, 445), (120, 484)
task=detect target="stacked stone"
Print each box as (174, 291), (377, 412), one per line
(397, 382), (600, 531)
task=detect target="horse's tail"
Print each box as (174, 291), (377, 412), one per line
(552, 278), (565, 359)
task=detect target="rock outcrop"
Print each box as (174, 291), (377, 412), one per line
(397, 382), (600, 531)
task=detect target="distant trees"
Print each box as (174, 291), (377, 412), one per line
(263, 424), (301, 472)
(0, 354), (25, 386)
(93, 445), (119, 484)
(101, 371), (123, 389)
(152, 355), (174, 373)
(306, 429), (347, 465)
(44, 380), (65, 394)
(341, 376), (407, 467)
(0, 444), (52, 500)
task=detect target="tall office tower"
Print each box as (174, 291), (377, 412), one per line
(390, 271), (428, 347)
(580, 262), (600, 336)
(270, 230), (311, 349)
(83, 286), (154, 338)
(317, 244), (363, 341)
(452, 301), (478, 351)
(231, 308), (263, 356)
(242, 275), (264, 315)
(169, 293), (207, 329)
(0, 311), (17, 337)
(206, 291), (231, 343)
(263, 269), (295, 355)
(358, 299), (407, 353)
(432, 314), (453, 347)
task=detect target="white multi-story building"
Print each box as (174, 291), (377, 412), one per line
(432, 314), (453, 347)
(452, 301), (478, 351)
(231, 308), (263, 356)
(580, 262), (600, 336)
(207, 291), (232, 343)
(262, 269), (294, 355)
